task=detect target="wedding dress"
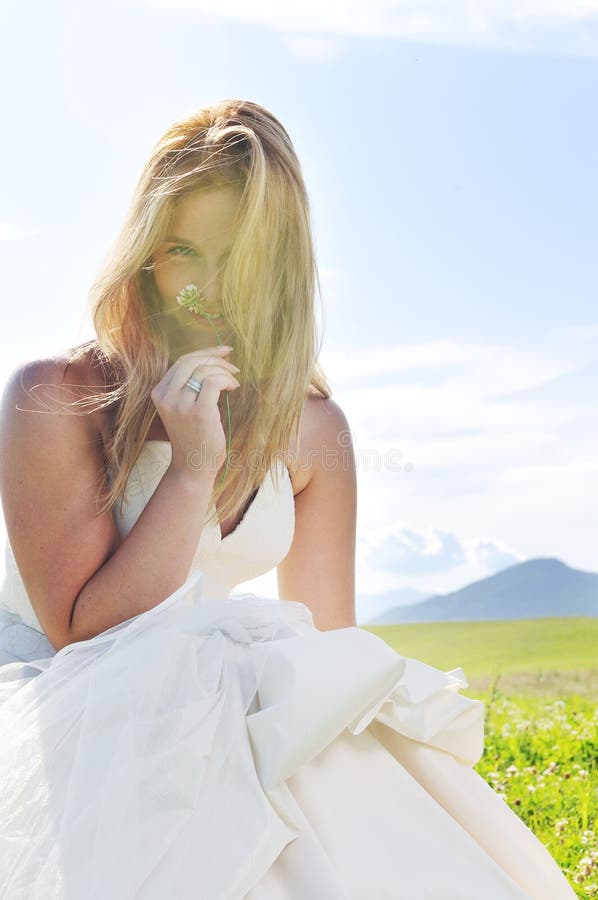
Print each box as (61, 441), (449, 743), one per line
(0, 441), (576, 899)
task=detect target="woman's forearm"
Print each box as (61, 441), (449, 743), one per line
(65, 466), (216, 649)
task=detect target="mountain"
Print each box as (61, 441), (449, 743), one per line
(355, 586), (431, 625)
(365, 557), (598, 625)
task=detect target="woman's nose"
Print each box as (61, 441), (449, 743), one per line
(199, 267), (225, 306)
(200, 280), (219, 306)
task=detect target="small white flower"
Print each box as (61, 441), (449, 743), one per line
(175, 283), (224, 319)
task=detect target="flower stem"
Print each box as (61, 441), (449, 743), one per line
(206, 320), (231, 489)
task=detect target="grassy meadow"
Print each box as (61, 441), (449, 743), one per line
(362, 617), (598, 896)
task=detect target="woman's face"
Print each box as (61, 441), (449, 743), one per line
(150, 184), (240, 358)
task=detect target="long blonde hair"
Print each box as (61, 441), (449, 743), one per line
(62, 99), (331, 526)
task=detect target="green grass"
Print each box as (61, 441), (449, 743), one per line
(472, 687), (597, 895)
(362, 616), (598, 698)
(361, 618), (598, 896)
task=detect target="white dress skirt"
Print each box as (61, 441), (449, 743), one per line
(0, 443), (576, 899)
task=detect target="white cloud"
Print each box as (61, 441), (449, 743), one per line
(324, 328), (598, 586)
(0, 222), (46, 241)
(321, 337), (490, 381)
(362, 525), (467, 574)
(323, 331), (597, 453)
(554, 323), (598, 341)
(321, 334), (590, 393)
(356, 521), (522, 593)
(135, 0), (598, 57)
(468, 536), (523, 573)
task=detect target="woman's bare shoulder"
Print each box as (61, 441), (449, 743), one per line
(2, 343), (114, 445)
(64, 341), (120, 387)
(8, 342), (112, 384)
(287, 390), (345, 494)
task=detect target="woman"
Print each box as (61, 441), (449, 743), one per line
(0, 99), (575, 898)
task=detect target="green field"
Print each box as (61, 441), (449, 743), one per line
(362, 615), (598, 698)
(362, 617), (598, 896)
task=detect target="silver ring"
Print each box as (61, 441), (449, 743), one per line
(186, 377), (203, 395)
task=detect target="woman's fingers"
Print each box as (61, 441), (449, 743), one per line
(153, 346), (238, 396)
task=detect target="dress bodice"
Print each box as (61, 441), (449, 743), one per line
(0, 441), (296, 641)
(113, 442), (296, 601)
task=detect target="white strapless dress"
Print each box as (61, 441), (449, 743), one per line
(0, 442), (575, 899)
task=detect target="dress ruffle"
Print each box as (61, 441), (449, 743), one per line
(0, 568), (573, 899)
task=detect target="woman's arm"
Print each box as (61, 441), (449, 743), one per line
(277, 396), (357, 630)
(0, 358), (216, 652)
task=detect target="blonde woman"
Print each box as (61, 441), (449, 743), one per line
(0, 100), (575, 898)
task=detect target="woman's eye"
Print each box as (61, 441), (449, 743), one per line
(167, 245), (195, 257)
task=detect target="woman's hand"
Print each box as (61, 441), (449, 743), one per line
(150, 346), (240, 479)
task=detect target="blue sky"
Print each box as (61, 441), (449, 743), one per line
(1, 0), (597, 622)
